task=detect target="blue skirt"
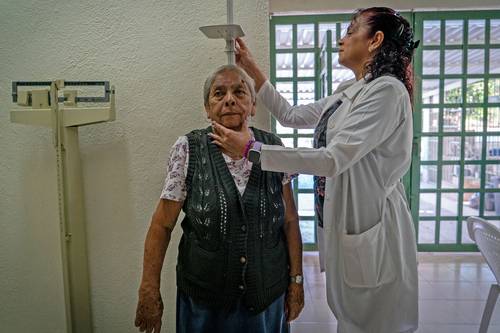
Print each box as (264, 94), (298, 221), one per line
(176, 290), (289, 333)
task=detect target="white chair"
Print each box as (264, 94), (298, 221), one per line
(467, 216), (500, 333)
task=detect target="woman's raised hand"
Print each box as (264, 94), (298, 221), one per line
(235, 37), (267, 92)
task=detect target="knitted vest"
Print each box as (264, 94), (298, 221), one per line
(176, 126), (289, 314)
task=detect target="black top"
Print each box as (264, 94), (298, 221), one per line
(176, 126), (289, 314)
(313, 100), (343, 227)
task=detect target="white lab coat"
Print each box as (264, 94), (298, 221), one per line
(257, 76), (418, 333)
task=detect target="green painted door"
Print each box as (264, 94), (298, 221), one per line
(412, 12), (500, 251)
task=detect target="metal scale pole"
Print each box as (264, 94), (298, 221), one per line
(10, 80), (116, 333)
(200, 0), (245, 64)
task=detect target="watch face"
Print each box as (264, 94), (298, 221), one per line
(248, 149), (260, 163)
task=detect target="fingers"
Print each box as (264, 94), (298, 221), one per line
(154, 319), (162, 333)
(211, 121), (229, 136)
(235, 37), (247, 50)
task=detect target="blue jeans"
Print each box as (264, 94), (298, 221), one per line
(176, 290), (289, 333)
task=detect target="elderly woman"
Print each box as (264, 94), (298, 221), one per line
(210, 7), (419, 333)
(135, 65), (304, 333)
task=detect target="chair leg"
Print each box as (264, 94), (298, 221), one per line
(479, 284), (500, 333)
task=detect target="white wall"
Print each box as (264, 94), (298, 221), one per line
(0, 1), (269, 332)
(270, 0), (500, 13)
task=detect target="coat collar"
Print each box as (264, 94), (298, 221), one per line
(341, 77), (368, 101)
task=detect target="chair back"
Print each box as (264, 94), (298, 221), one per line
(467, 216), (500, 284)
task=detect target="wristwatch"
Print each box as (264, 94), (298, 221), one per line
(290, 275), (303, 285)
(248, 141), (263, 163)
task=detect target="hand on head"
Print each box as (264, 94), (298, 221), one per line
(235, 37), (267, 91)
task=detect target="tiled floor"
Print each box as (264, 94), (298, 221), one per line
(291, 252), (500, 333)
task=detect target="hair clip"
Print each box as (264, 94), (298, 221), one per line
(397, 24), (405, 37)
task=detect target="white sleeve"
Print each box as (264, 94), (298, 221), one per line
(260, 80), (408, 177)
(257, 80), (330, 129)
(160, 136), (189, 202)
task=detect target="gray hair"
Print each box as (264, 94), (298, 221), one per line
(203, 64), (256, 106)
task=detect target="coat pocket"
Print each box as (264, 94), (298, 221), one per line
(341, 221), (396, 288)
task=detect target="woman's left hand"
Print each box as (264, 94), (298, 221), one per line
(285, 283), (304, 322)
(209, 121), (252, 158)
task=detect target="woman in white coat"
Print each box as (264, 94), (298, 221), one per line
(210, 7), (419, 333)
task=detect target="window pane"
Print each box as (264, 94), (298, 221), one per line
(441, 192), (458, 216)
(298, 175), (314, 189)
(299, 220), (315, 243)
(281, 138), (294, 148)
(461, 221), (474, 244)
(298, 129), (314, 134)
(422, 79), (440, 104)
(319, 23), (336, 47)
(276, 53), (293, 78)
(443, 136), (461, 161)
(464, 164), (481, 189)
(490, 19), (500, 44)
(490, 49), (500, 74)
(297, 137), (313, 148)
(464, 136), (483, 160)
(440, 220), (457, 244)
(443, 108), (461, 132)
(423, 50), (440, 75)
(489, 79), (500, 103)
(297, 24), (314, 49)
(297, 81), (314, 105)
(466, 79), (485, 104)
(445, 20), (463, 45)
(467, 49), (484, 74)
(332, 52), (355, 91)
(421, 136), (438, 161)
(444, 79), (462, 104)
(486, 165), (500, 190)
(419, 221), (436, 244)
(464, 192), (481, 216)
(487, 108), (500, 132)
(441, 165), (460, 189)
(420, 193), (437, 216)
(276, 122), (293, 134)
(420, 165), (438, 189)
(422, 108), (439, 132)
(468, 20), (485, 44)
(465, 108), (483, 132)
(340, 22), (350, 39)
(423, 20), (440, 46)
(298, 193), (314, 216)
(444, 50), (463, 74)
(484, 194), (500, 216)
(275, 82), (293, 105)
(297, 53), (315, 77)
(486, 136), (500, 160)
(275, 25), (293, 49)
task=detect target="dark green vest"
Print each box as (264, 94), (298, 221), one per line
(176, 126), (289, 314)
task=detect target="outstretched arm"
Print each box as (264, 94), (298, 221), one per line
(135, 199), (183, 333)
(282, 183), (304, 322)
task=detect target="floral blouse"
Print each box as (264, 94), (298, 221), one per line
(160, 135), (290, 202)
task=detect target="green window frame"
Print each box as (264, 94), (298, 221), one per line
(270, 10), (500, 252)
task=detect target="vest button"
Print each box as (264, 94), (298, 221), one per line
(238, 284), (245, 290)
(240, 256), (247, 264)
(241, 225), (246, 232)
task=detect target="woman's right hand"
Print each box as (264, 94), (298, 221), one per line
(235, 37), (267, 92)
(135, 285), (163, 333)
